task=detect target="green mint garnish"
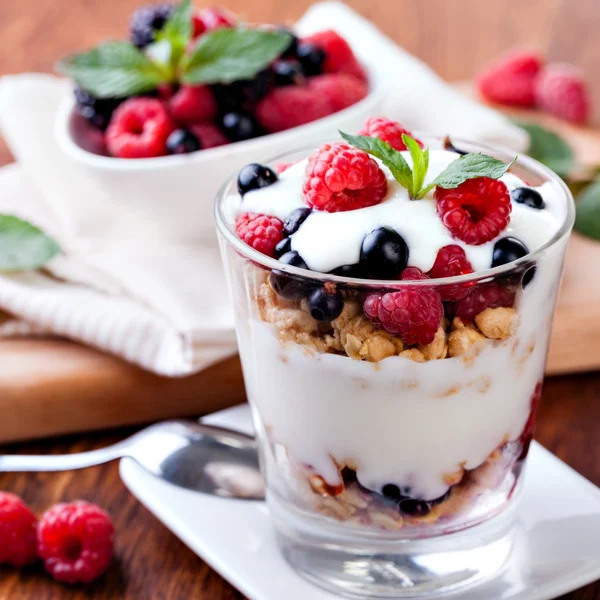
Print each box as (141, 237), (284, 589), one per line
(514, 121), (574, 179)
(341, 131), (516, 200)
(56, 0), (292, 97)
(57, 42), (170, 98)
(181, 28), (291, 85)
(575, 179), (600, 241)
(0, 215), (61, 272)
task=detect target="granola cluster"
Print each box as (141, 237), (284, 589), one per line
(258, 280), (518, 363)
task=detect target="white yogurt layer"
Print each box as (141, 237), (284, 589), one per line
(227, 151), (565, 273)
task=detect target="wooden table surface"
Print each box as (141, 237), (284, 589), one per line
(1, 0), (600, 598)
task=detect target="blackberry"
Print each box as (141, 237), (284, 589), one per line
(129, 3), (174, 49)
(166, 129), (201, 155)
(73, 87), (123, 131)
(221, 111), (264, 142)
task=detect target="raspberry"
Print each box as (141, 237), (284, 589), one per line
(37, 501), (114, 584)
(428, 245), (474, 301)
(129, 3), (174, 48)
(106, 98), (174, 159)
(520, 381), (543, 460)
(401, 266), (428, 281)
(275, 161), (295, 174)
(359, 117), (422, 151)
(303, 30), (367, 82)
(308, 73), (368, 112)
(0, 492), (38, 567)
(189, 123), (228, 149)
(454, 281), (516, 322)
(192, 6), (236, 38)
(255, 85), (333, 133)
(303, 143), (387, 212)
(363, 292), (382, 325)
(168, 85), (217, 126)
(535, 63), (590, 124)
(435, 178), (512, 245)
(477, 50), (543, 107)
(235, 213), (284, 257)
(377, 269), (443, 345)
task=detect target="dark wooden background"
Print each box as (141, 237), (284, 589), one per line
(1, 0), (600, 598)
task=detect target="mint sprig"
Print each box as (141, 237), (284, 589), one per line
(341, 131), (516, 199)
(182, 28), (291, 85)
(154, 0), (193, 70)
(0, 216), (61, 272)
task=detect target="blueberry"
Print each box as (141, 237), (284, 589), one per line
(296, 42), (326, 76)
(511, 187), (545, 210)
(270, 251), (313, 300)
(381, 484), (402, 502)
(330, 264), (365, 278)
(212, 69), (272, 111)
(279, 28), (299, 57)
(283, 208), (312, 236)
(73, 87), (122, 131)
(274, 237), (292, 258)
(166, 129), (201, 155)
(491, 237), (529, 268)
(237, 163), (278, 197)
(129, 3), (174, 48)
(272, 60), (305, 87)
(307, 285), (344, 321)
(522, 265), (537, 287)
(399, 498), (431, 516)
(221, 112), (264, 142)
(360, 227), (409, 279)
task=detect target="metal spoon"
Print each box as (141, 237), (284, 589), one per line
(0, 420), (265, 500)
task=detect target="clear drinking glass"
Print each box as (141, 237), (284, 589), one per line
(214, 136), (575, 598)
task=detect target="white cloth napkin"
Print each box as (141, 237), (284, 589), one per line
(0, 2), (527, 377)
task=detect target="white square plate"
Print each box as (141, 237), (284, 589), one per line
(120, 404), (600, 600)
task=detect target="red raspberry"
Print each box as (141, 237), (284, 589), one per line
(454, 281), (516, 322)
(168, 85), (217, 126)
(303, 30), (367, 82)
(255, 85), (333, 133)
(37, 501), (114, 584)
(189, 123), (228, 149)
(106, 98), (174, 159)
(303, 143), (388, 212)
(275, 161), (295, 174)
(435, 177), (512, 245)
(535, 63), (590, 124)
(363, 292), (382, 325)
(428, 245), (474, 301)
(192, 6), (236, 38)
(0, 492), (38, 567)
(359, 117), (423, 151)
(377, 269), (443, 345)
(401, 266), (429, 281)
(477, 50), (543, 107)
(308, 73), (368, 112)
(519, 381), (543, 460)
(235, 213), (284, 257)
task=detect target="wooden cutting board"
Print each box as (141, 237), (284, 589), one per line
(0, 92), (599, 444)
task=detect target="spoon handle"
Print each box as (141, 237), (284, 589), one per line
(0, 441), (130, 472)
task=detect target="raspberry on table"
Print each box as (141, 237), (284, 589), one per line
(106, 98), (174, 158)
(192, 6), (237, 38)
(308, 73), (368, 112)
(535, 63), (590, 124)
(435, 177), (512, 245)
(303, 143), (388, 212)
(189, 123), (228, 149)
(476, 50), (543, 107)
(129, 3), (174, 48)
(359, 117), (422, 151)
(255, 84), (333, 133)
(0, 492), (38, 568)
(303, 30), (367, 82)
(168, 85), (217, 127)
(454, 281), (516, 322)
(235, 213), (284, 257)
(377, 269), (444, 345)
(428, 244), (474, 301)
(37, 501), (114, 585)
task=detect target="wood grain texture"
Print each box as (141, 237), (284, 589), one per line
(0, 0), (599, 599)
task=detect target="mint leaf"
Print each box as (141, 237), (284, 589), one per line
(57, 42), (169, 98)
(429, 153), (516, 191)
(155, 0), (192, 68)
(0, 216), (61, 272)
(340, 132), (413, 191)
(515, 121), (574, 179)
(402, 134), (428, 198)
(182, 28), (291, 84)
(575, 179), (600, 240)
